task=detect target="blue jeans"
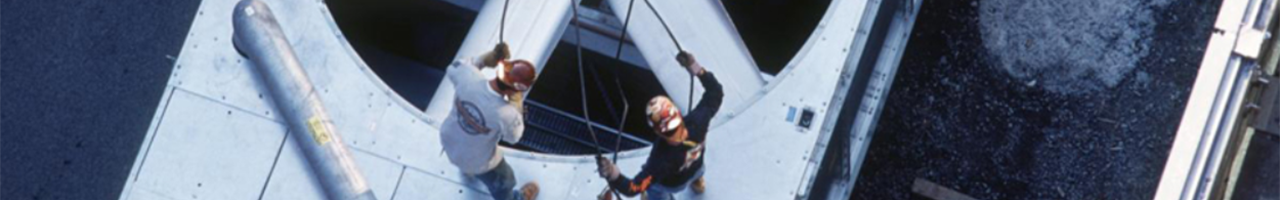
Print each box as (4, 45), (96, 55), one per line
(475, 159), (524, 200)
(645, 168), (705, 200)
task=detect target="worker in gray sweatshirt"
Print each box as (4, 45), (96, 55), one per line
(440, 42), (539, 200)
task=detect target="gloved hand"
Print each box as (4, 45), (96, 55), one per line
(596, 155), (620, 181)
(480, 42), (512, 67)
(675, 51), (703, 75)
(494, 42), (511, 61)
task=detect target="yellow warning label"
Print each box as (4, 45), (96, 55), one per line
(307, 116), (332, 145)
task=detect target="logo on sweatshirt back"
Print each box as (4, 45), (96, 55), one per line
(455, 100), (490, 135)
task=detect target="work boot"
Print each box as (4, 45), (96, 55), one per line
(521, 182), (539, 200)
(691, 177), (705, 194)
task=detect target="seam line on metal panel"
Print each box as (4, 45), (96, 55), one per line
(348, 147), (491, 194)
(257, 131), (290, 200)
(172, 86), (285, 125)
(134, 86), (178, 182)
(389, 166), (407, 200)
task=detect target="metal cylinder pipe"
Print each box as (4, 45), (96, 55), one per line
(232, 0), (376, 199)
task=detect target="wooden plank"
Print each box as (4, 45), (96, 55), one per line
(911, 178), (978, 200)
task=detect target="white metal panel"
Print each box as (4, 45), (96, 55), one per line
(506, 156), (586, 199)
(355, 104), (450, 177)
(125, 187), (185, 200)
(167, 0), (281, 122)
(602, 0), (765, 116)
(424, 0), (574, 124)
(258, 135), (328, 200)
(120, 85), (178, 200)
(124, 0), (894, 199)
(349, 151), (408, 200)
(697, 0), (876, 198)
(1235, 29), (1267, 59)
(392, 168), (493, 199)
(498, 149), (652, 200)
(120, 0), (421, 198)
(126, 88), (287, 200)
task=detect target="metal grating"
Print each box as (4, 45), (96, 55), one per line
(510, 100), (651, 155)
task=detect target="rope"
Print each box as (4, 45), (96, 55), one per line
(583, 1), (690, 198)
(611, 0), (637, 166)
(569, 11), (618, 200)
(571, 0), (605, 154)
(606, 0), (637, 198)
(640, 0), (695, 111)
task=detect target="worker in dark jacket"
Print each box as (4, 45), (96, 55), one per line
(596, 51), (722, 200)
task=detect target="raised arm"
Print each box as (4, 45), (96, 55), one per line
(691, 71), (722, 119)
(472, 42), (511, 69)
(676, 52), (723, 125)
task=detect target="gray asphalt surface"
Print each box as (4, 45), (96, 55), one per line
(855, 0), (1219, 199)
(2, 0), (201, 199)
(1233, 133), (1280, 199)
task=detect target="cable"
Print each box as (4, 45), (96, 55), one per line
(608, 1), (637, 199)
(640, 0), (695, 111)
(572, 0), (605, 154)
(612, 0), (637, 60)
(640, 0), (682, 51)
(500, 0), (510, 42)
(611, 0), (637, 165)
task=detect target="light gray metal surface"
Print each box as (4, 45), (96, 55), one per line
(258, 136), (329, 200)
(232, 0), (374, 199)
(124, 88), (287, 200)
(120, 0), (908, 199)
(450, 2), (652, 69)
(603, 0), (764, 118)
(809, 0), (921, 198)
(423, 0), (573, 123)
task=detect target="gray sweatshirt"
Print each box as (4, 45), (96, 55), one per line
(440, 58), (525, 175)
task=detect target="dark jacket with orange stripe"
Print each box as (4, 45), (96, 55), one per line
(609, 71), (723, 196)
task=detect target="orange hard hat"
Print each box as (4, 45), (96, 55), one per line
(647, 96), (683, 135)
(499, 59), (537, 91)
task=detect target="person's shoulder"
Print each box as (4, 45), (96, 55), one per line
(446, 60), (464, 77)
(496, 103), (521, 117)
(453, 58), (484, 71)
(449, 60), (483, 81)
(452, 57), (477, 67)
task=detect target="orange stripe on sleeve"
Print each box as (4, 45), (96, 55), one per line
(630, 176), (653, 192)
